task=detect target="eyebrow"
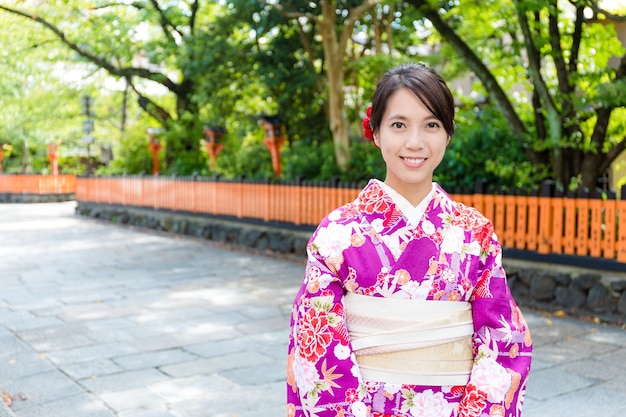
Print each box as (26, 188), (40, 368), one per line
(385, 113), (440, 122)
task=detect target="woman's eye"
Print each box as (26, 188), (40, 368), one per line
(426, 122), (441, 129)
(391, 122), (405, 129)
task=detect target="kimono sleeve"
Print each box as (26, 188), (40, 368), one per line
(458, 233), (533, 417)
(287, 221), (372, 417)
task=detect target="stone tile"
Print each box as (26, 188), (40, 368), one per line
(219, 362), (286, 386)
(168, 381), (284, 417)
(118, 411), (178, 417)
(0, 351), (56, 382)
(3, 370), (85, 411)
(523, 385), (626, 417)
(235, 315), (290, 335)
(583, 327), (626, 347)
(595, 347), (626, 369)
(159, 351), (273, 378)
(17, 323), (94, 352)
(59, 359), (123, 380)
(525, 367), (597, 401)
(148, 375), (233, 403)
(0, 310), (63, 332)
(98, 387), (168, 413)
(113, 349), (199, 371)
(9, 393), (115, 417)
(78, 369), (170, 394)
(44, 343), (139, 366)
(531, 337), (617, 364)
(557, 358), (626, 381)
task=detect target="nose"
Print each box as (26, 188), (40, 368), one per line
(405, 129), (425, 149)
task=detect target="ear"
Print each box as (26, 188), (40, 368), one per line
(373, 131), (381, 148)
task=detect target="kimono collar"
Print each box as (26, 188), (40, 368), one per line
(373, 180), (436, 228)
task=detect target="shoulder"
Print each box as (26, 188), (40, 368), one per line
(451, 202), (494, 250)
(317, 179), (384, 228)
(434, 185), (494, 250)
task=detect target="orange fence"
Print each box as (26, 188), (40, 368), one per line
(0, 174), (76, 194)
(2, 174), (623, 264)
(73, 175), (626, 265)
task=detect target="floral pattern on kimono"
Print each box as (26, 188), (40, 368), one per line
(287, 180), (532, 417)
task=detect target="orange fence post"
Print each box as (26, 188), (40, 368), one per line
(526, 191), (539, 251)
(514, 191), (528, 250)
(588, 190), (603, 258)
(576, 189), (590, 256)
(562, 191), (577, 255)
(618, 186), (626, 263)
(603, 194), (617, 260)
(537, 182), (554, 254)
(493, 192), (505, 244)
(550, 190), (564, 255)
(502, 193), (516, 248)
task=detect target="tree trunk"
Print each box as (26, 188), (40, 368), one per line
(320, 0), (351, 171)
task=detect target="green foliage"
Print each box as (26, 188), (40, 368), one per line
(436, 106), (549, 191)
(1, 0), (624, 192)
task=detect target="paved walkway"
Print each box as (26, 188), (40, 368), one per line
(1, 202), (625, 417)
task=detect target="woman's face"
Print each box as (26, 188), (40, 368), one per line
(373, 87), (449, 205)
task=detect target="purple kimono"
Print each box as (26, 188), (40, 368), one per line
(287, 180), (532, 417)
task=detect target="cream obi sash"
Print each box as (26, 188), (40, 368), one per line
(344, 292), (474, 386)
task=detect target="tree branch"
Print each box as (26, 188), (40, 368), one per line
(514, 1), (559, 122)
(548, 1), (572, 95)
(148, 0), (180, 43)
(259, 0), (318, 21)
(407, 0), (528, 141)
(0, 5), (182, 94)
(127, 77), (172, 122)
(189, 0), (199, 33)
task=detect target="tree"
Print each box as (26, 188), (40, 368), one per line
(0, 0), (236, 174)
(259, 0), (381, 171)
(407, 0), (626, 190)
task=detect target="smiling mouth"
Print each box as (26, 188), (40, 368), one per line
(402, 157), (426, 164)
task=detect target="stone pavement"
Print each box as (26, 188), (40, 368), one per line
(0, 202), (625, 417)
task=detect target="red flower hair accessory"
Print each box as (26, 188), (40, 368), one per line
(362, 106), (374, 144)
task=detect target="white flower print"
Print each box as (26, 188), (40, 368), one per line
(471, 356), (512, 402)
(400, 280), (430, 300)
(317, 272), (335, 290)
(351, 401), (368, 417)
(371, 218), (384, 233)
(409, 389), (451, 417)
(328, 208), (342, 221)
(422, 220), (435, 235)
(441, 267), (456, 284)
(293, 355), (319, 394)
(314, 222), (353, 258)
(334, 343), (350, 360)
(465, 240), (481, 256)
(384, 383), (401, 394)
(440, 225), (465, 254)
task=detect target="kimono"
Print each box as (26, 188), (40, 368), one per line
(287, 180), (532, 417)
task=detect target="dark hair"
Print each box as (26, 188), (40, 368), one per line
(369, 63), (455, 137)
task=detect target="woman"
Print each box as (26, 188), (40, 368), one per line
(287, 63), (532, 417)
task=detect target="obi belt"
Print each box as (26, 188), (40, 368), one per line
(344, 292), (474, 386)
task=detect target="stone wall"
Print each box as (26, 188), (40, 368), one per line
(0, 193), (75, 203)
(75, 202), (626, 326)
(75, 202), (311, 260)
(505, 262), (626, 325)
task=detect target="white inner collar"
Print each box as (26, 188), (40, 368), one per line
(374, 180), (436, 228)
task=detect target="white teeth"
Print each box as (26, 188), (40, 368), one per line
(403, 157), (425, 164)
